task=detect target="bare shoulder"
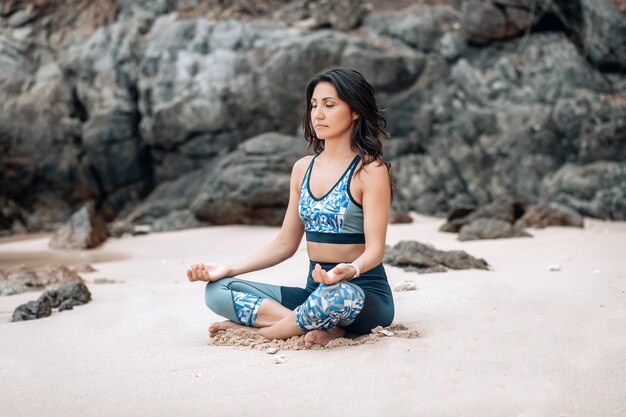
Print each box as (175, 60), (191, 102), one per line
(292, 155), (314, 174)
(291, 155), (315, 185)
(358, 158), (390, 183)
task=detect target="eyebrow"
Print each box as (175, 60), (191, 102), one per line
(310, 97), (337, 102)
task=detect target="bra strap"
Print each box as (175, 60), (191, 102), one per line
(301, 155), (317, 188)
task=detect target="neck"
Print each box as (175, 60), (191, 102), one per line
(319, 135), (355, 160)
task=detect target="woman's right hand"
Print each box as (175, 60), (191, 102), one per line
(187, 263), (232, 282)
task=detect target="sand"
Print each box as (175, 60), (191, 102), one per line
(0, 214), (625, 417)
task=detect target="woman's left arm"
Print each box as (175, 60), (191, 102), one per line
(348, 161), (390, 275)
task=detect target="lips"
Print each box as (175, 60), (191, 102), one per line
(315, 124), (328, 128)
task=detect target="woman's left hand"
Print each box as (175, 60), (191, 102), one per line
(312, 263), (356, 284)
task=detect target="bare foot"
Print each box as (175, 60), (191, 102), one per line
(208, 320), (258, 337)
(304, 326), (346, 348)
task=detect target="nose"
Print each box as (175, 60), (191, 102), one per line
(312, 106), (324, 121)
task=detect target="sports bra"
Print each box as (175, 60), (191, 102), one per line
(298, 154), (365, 244)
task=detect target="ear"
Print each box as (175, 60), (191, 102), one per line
(352, 112), (359, 121)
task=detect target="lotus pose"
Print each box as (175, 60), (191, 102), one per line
(187, 67), (395, 348)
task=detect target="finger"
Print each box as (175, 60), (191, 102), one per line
(313, 265), (321, 281)
(191, 268), (199, 281)
(187, 269), (193, 281)
(319, 268), (329, 284)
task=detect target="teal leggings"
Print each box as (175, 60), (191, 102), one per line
(204, 261), (394, 335)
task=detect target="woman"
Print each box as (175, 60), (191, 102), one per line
(187, 67), (395, 348)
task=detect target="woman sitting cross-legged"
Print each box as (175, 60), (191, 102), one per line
(187, 67), (395, 348)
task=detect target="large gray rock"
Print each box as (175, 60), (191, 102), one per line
(384, 240), (490, 274)
(49, 202), (109, 250)
(540, 161), (626, 220)
(440, 196), (526, 233)
(516, 203), (584, 228)
(191, 132), (305, 226)
(458, 218), (533, 241)
(462, 0), (626, 69)
(11, 282), (91, 322)
(12, 297), (51, 322)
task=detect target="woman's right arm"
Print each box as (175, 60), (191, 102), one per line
(188, 156), (309, 282)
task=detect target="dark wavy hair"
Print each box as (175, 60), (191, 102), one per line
(302, 67), (396, 200)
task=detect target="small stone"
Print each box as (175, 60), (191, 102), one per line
(548, 264), (561, 271)
(274, 355), (286, 364)
(194, 373), (202, 378)
(266, 347), (278, 354)
(133, 225), (151, 235)
(377, 329), (395, 337)
(394, 280), (417, 292)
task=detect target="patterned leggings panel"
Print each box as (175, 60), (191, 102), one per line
(294, 282), (365, 331)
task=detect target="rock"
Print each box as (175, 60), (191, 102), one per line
(0, 265), (83, 296)
(363, 5), (454, 53)
(12, 297), (51, 322)
(458, 218), (533, 241)
(389, 211), (413, 224)
(440, 197), (526, 233)
(462, 0), (539, 44)
(384, 240), (490, 273)
(11, 282), (91, 321)
(516, 203), (584, 228)
(49, 202), (109, 250)
(275, 0), (367, 31)
(190, 133), (304, 226)
(462, 0), (626, 69)
(40, 282), (91, 309)
(548, 264), (561, 271)
(540, 161), (626, 220)
(71, 264), (97, 273)
(393, 280), (417, 292)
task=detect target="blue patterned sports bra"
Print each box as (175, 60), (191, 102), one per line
(298, 154), (365, 244)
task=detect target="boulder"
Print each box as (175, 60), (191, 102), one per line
(384, 240), (490, 273)
(11, 282), (91, 321)
(12, 297), (51, 322)
(191, 132), (304, 226)
(49, 202), (109, 249)
(516, 203), (584, 228)
(458, 218), (532, 241)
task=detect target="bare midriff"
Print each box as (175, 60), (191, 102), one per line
(306, 241), (366, 263)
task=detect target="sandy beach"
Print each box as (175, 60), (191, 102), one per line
(1, 214), (625, 417)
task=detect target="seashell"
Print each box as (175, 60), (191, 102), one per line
(274, 355), (286, 364)
(377, 329), (395, 337)
(266, 347), (278, 354)
(548, 264), (561, 271)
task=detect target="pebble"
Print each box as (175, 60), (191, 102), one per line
(394, 280), (417, 292)
(194, 373), (202, 378)
(548, 264), (561, 271)
(377, 329), (395, 337)
(266, 347), (278, 354)
(274, 355), (286, 364)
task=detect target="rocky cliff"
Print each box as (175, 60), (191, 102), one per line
(1, 0), (624, 236)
